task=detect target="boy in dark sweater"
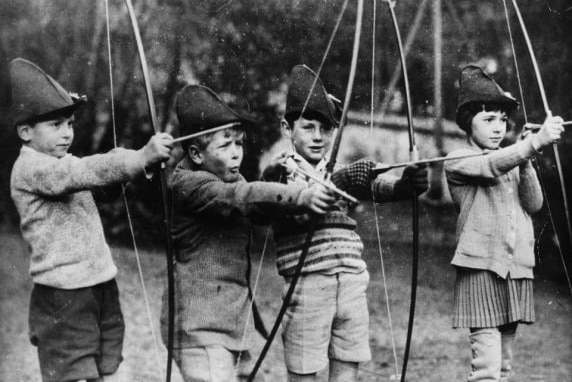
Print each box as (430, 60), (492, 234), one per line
(160, 84), (334, 381)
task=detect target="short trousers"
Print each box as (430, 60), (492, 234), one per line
(173, 346), (264, 382)
(281, 270), (371, 374)
(29, 279), (125, 382)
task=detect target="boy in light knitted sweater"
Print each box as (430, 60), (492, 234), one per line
(262, 65), (428, 382)
(9, 58), (173, 382)
(159, 84), (334, 382)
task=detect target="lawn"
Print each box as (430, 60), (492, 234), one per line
(1, 201), (570, 381)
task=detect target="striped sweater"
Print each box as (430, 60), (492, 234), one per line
(269, 155), (403, 277)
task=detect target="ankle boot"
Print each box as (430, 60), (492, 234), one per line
(468, 328), (501, 382)
(500, 332), (515, 382)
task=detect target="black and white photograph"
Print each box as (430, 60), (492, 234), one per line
(0, 0), (571, 381)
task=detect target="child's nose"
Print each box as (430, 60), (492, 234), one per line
(62, 124), (73, 138)
(312, 128), (322, 140)
(230, 144), (241, 158)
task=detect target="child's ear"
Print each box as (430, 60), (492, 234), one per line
(188, 145), (203, 166)
(281, 119), (293, 139)
(16, 124), (32, 143)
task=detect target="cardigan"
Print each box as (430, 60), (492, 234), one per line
(161, 156), (311, 350)
(444, 138), (543, 279)
(10, 145), (145, 289)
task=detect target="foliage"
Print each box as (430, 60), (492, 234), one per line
(0, 0), (571, 245)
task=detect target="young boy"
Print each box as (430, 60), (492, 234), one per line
(160, 84), (335, 381)
(444, 65), (563, 381)
(262, 65), (428, 382)
(9, 58), (173, 382)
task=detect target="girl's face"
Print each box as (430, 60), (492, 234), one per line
(468, 110), (507, 150)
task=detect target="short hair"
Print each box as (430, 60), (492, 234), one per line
(183, 126), (245, 153)
(456, 102), (514, 134)
(15, 108), (75, 129)
(284, 110), (335, 131)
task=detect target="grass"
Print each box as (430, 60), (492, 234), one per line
(1, 201), (571, 381)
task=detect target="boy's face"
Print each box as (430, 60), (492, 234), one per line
(469, 110), (507, 150)
(286, 117), (334, 166)
(193, 129), (244, 183)
(18, 115), (75, 158)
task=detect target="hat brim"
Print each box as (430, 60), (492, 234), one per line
(17, 98), (86, 125)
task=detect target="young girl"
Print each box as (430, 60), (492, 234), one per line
(444, 65), (564, 382)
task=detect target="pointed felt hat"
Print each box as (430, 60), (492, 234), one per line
(176, 84), (255, 137)
(9, 58), (86, 125)
(285, 65), (341, 127)
(456, 65), (519, 112)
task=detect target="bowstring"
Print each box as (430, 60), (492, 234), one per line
(233, 228), (271, 379)
(104, 1), (165, 379)
(240, 2), (352, 379)
(370, 0), (400, 376)
(502, 0), (572, 295)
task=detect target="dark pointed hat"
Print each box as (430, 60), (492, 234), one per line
(9, 58), (86, 125)
(285, 65), (341, 127)
(176, 84), (254, 138)
(456, 65), (519, 112)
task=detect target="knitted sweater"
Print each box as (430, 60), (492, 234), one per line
(161, 157), (312, 350)
(267, 155), (403, 277)
(444, 138), (543, 279)
(10, 146), (145, 289)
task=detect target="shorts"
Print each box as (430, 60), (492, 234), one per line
(281, 270), (371, 374)
(173, 346), (264, 382)
(29, 279), (125, 382)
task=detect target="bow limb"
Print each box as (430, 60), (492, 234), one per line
(383, 1), (419, 380)
(246, 1), (364, 380)
(123, 1), (176, 381)
(509, 0), (572, 266)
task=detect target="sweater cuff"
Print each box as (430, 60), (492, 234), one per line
(123, 148), (147, 179)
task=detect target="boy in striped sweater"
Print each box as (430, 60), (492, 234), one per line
(444, 65), (563, 381)
(9, 58), (173, 382)
(262, 65), (428, 382)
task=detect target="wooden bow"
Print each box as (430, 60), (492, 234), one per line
(123, 1), (176, 381)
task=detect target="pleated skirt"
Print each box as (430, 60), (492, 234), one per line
(452, 268), (535, 328)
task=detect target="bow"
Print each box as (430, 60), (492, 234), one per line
(123, 1), (176, 381)
(502, 0), (572, 293)
(381, 1), (419, 380)
(246, 1), (364, 380)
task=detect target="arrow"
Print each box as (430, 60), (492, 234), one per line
(372, 152), (488, 175)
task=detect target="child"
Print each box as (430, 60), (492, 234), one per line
(444, 65), (564, 382)
(160, 84), (335, 382)
(262, 65), (428, 382)
(9, 58), (174, 382)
